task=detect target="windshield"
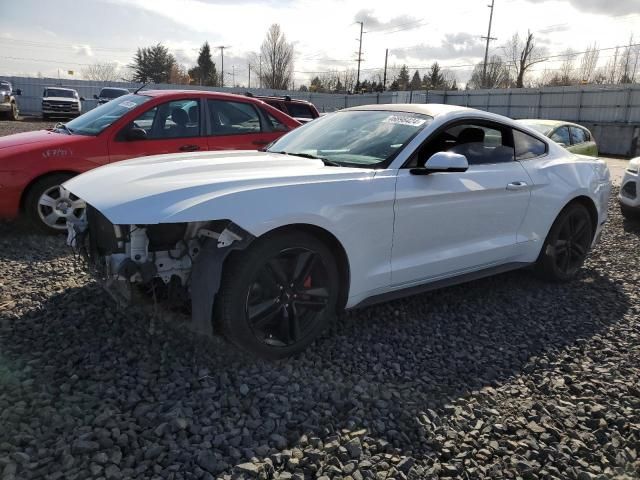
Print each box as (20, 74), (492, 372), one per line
(517, 120), (553, 135)
(0, 82), (10, 90)
(267, 110), (432, 168)
(100, 88), (128, 98)
(65, 94), (151, 136)
(45, 88), (77, 98)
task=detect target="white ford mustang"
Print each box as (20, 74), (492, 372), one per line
(64, 104), (612, 358)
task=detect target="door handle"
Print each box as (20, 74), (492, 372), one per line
(179, 144), (200, 152)
(506, 181), (529, 191)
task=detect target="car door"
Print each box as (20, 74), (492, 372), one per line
(108, 98), (208, 162)
(391, 121), (532, 286)
(205, 99), (285, 150)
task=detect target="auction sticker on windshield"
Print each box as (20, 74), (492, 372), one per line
(118, 100), (137, 109)
(382, 115), (427, 127)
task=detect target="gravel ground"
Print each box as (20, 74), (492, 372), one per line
(0, 117), (56, 136)
(0, 193), (639, 480)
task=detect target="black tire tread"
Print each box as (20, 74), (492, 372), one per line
(216, 230), (339, 359)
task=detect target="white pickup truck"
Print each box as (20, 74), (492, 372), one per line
(42, 87), (84, 119)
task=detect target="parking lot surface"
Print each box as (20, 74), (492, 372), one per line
(0, 119), (639, 480)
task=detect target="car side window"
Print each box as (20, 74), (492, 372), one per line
(513, 130), (547, 160)
(130, 99), (200, 139)
(287, 103), (314, 119)
(570, 127), (587, 145)
(550, 126), (570, 146)
(208, 100), (262, 135)
(263, 110), (290, 132)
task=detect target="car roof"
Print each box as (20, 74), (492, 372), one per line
(45, 87), (77, 92)
(517, 119), (586, 129)
(257, 95), (314, 105)
(101, 87), (129, 91)
(344, 103), (473, 117)
(141, 89), (267, 102)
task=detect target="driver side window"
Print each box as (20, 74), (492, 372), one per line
(129, 99), (201, 139)
(410, 121), (515, 167)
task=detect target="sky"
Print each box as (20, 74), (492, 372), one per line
(1, 0), (639, 87)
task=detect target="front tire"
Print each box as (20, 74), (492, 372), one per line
(534, 203), (593, 282)
(24, 174), (86, 234)
(216, 231), (339, 359)
(8, 102), (18, 121)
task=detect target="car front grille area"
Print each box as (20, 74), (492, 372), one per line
(42, 101), (79, 112)
(622, 180), (637, 199)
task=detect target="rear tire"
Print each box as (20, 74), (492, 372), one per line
(534, 203), (593, 282)
(216, 231), (339, 359)
(24, 174), (85, 234)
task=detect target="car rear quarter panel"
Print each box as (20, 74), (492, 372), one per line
(517, 151), (610, 261)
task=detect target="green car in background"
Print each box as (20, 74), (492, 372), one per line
(516, 119), (598, 157)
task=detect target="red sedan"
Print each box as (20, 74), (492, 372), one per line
(0, 90), (300, 232)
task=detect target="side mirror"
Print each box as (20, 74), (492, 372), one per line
(80, 96), (86, 102)
(15, 88), (22, 96)
(125, 127), (147, 141)
(410, 151), (469, 175)
(93, 94), (99, 100)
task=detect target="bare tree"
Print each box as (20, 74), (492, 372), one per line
(467, 55), (510, 89)
(81, 62), (120, 82)
(169, 64), (190, 85)
(619, 35), (638, 84)
(558, 49), (577, 85)
(578, 43), (599, 84)
(258, 24), (294, 90)
(503, 31), (547, 88)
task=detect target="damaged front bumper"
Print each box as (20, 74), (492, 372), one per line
(67, 206), (254, 336)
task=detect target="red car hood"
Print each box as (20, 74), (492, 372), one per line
(0, 129), (76, 151)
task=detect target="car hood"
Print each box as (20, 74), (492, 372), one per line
(43, 96), (78, 102)
(64, 150), (376, 224)
(0, 129), (76, 151)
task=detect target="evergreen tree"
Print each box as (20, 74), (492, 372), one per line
(396, 65), (410, 90)
(426, 62), (445, 89)
(129, 43), (176, 84)
(195, 42), (218, 86)
(409, 70), (422, 90)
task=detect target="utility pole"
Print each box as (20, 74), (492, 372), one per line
(383, 48), (389, 90)
(481, 0), (497, 88)
(216, 45), (230, 87)
(248, 63), (251, 89)
(355, 21), (364, 92)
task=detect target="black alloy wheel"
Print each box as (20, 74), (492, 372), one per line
(217, 231), (339, 358)
(245, 247), (330, 347)
(535, 203), (593, 282)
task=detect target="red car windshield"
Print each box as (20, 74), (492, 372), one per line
(65, 94), (151, 136)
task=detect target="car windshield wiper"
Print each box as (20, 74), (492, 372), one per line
(272, 151), (342, 167)
(54, 123), (74, 135)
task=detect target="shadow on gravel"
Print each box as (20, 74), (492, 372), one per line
(622, 217), (640, 236)
(0, 260), (630, 473)
(0, 220), (70, 262)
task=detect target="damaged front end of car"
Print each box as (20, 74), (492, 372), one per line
(67, 205), (254, 336)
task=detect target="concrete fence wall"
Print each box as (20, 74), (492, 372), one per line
(2, 76), (638, 156)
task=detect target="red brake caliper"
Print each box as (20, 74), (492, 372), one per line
(303, 275), (312, 289)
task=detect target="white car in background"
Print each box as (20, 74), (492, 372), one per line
(42, 87), (84, 119)
(619, 157), (640, 218)
(64, 104), (611, 358)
